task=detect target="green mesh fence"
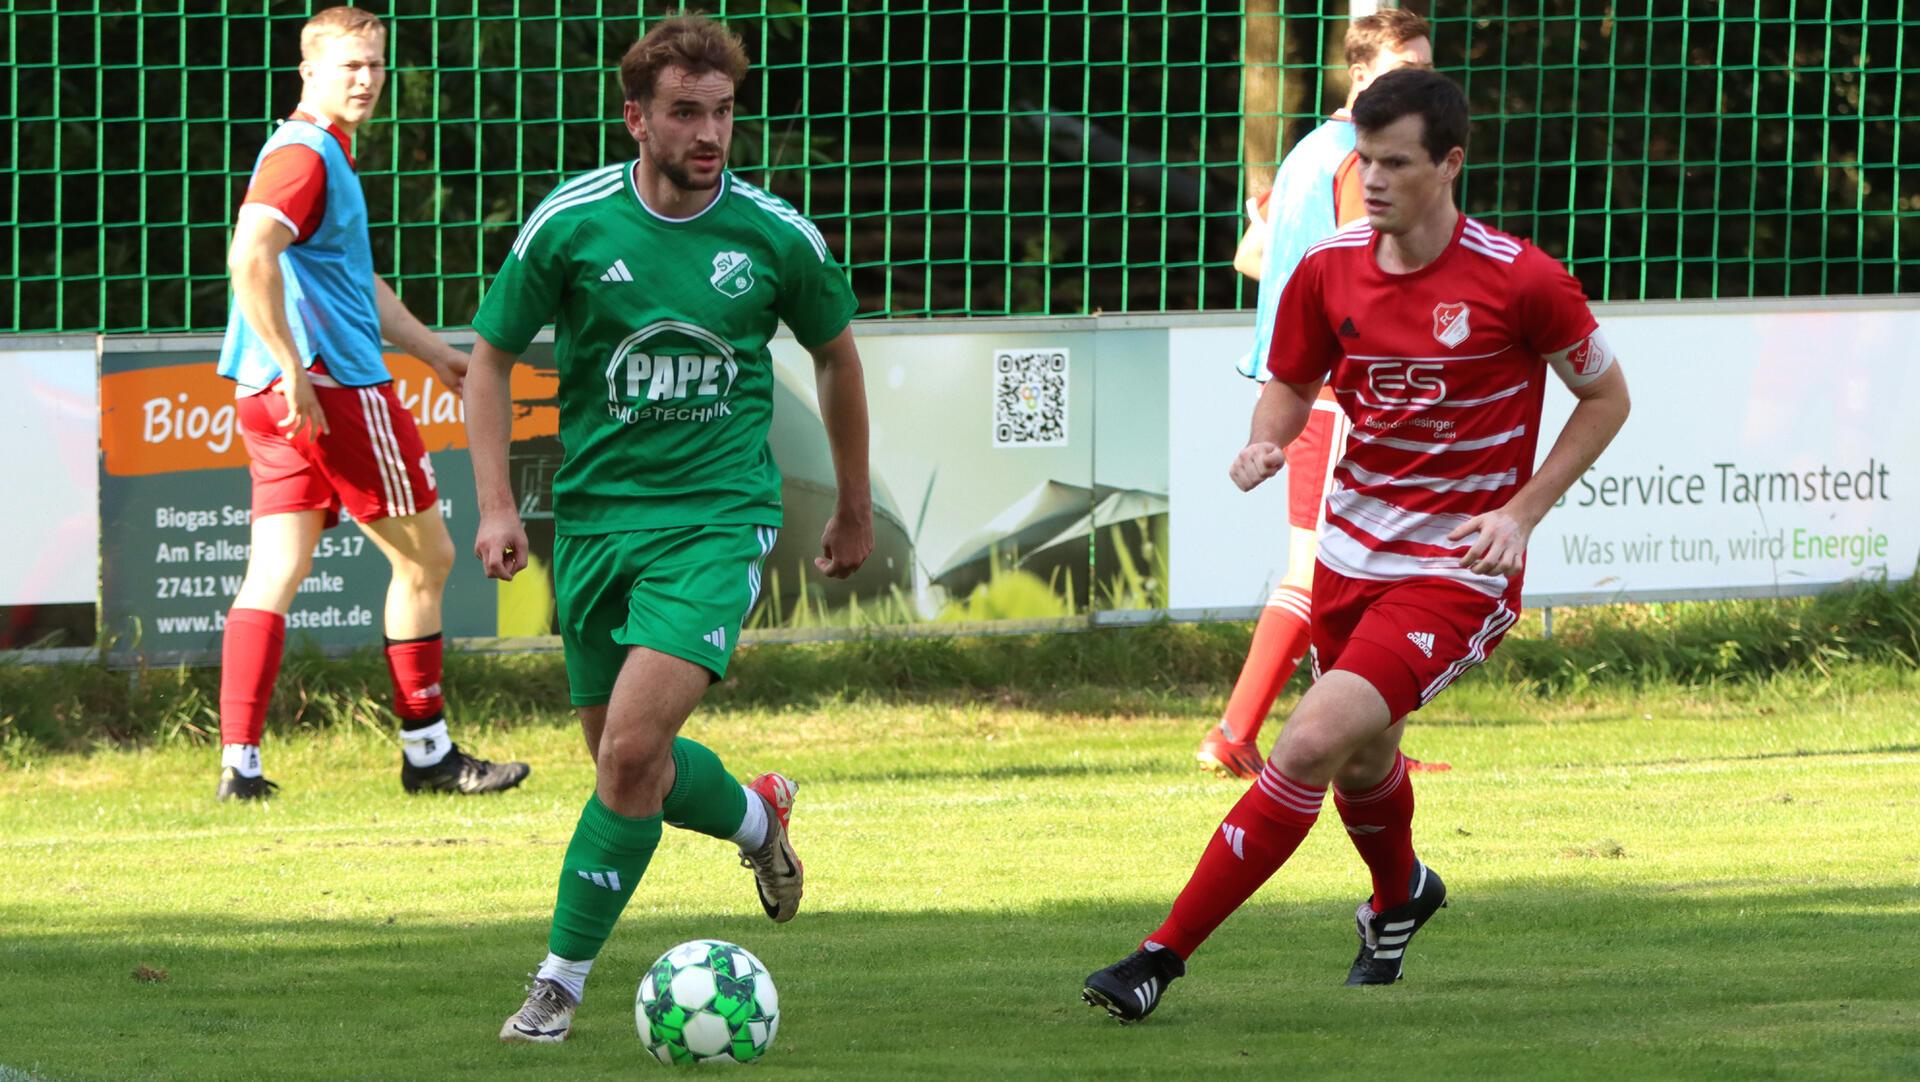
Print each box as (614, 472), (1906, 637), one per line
(3, 1), (1914, 335)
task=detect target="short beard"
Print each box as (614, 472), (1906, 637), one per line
(647, 144), (722, 193)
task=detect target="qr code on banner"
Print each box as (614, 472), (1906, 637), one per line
(992, 348), (1069, 447)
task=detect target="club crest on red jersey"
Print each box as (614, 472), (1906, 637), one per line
(1432, 302), (1471, 348)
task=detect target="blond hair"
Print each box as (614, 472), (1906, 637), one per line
(1346, 7), (1429, 69)
(301, 6), (386, 60)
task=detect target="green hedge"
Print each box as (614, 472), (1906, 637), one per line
(3, 577), (1915, 761)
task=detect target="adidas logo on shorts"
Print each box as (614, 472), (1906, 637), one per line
(703, 627), (727, 651)
(1407, 631), (1436, 658)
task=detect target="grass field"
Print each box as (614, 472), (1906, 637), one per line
(3, 667), (1918, 1080)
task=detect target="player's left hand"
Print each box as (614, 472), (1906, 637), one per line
(427, 347), (468, 396)
(815, 501), (873, 579)
(1448, 508), (1533, 577)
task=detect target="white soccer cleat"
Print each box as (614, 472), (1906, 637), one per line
(500, 977), (577, 1043)
(739, 772), (804, 922)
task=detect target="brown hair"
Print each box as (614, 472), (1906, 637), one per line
(619, 15), (750, 104)
(301, 6), (386, 60)
(1353, 68), (1469, 164)
(1345, 7), (1430, 69)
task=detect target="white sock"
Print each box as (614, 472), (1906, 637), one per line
(536, 953), (593, 1004)
(400, 719), (451, 768)
(221, 744), (262, 778)
(730, 785), (770, 851)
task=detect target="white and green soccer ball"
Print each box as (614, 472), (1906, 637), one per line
(636, 939), (779, 1065)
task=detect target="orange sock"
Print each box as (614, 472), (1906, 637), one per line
(1217, 585), (1311, 743)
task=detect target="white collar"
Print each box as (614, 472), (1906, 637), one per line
(294, 102), (343, 133)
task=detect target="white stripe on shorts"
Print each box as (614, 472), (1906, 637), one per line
(357, 387), (401, 517)
(744, 526), (779, 617)
(364, 386), (415, 517)
(1419, 601), (1518, 705)
(381, 389), (419, 517)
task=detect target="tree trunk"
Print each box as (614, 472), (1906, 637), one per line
(1241, 0), (1281, 200)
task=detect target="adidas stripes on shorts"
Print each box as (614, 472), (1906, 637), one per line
(1308, 562), (1521, 722)
(552, 523), (780, 705)
(236, 362), (438, 529)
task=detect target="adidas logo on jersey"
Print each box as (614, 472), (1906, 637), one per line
(578, 869), (623, 891)
(599, 259), (634, 282)
(1407, 631), (1436, 658)
(1338, 316), (1360, 339)
(703, 626), (728, 651)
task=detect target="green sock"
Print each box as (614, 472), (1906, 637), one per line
(547, 793), (662, 961)
(662, 737), (748, 841)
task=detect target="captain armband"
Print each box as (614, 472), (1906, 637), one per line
(1546, 327), (1616, 389)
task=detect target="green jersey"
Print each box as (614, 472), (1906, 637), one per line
(473, 164), (856, 535)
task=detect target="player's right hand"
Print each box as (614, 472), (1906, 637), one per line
(276, 375), (330, 440)
(1229, 441), (1287, 491)
(475, 513), (530, 581)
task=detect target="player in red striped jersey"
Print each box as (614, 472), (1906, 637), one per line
(1202, 8), (1440, 780)
(1085, 68), (1630, 1020)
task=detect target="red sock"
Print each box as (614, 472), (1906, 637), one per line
(384, 633), (445, 725)
(1144, 763), (1325, 959)
(1333, 752), (1416, 912)
(1218, 585), (1311, 743)
(218, 608), (286, 746)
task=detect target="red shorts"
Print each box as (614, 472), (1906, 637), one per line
(1309, 562), (1521, 721)
(1283, 392), (1349, 530)
(236, 367), (438, 528)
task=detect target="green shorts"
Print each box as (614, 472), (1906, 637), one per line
(553, 523), (779, 706)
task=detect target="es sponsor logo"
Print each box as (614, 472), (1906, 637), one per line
(1364, 361), (1448, 406)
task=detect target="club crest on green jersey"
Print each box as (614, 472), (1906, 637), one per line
(603, 321), (741, 425)
(710, 251), (755, 298)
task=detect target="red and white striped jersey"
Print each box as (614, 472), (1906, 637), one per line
(1267, 214), (1612, 596)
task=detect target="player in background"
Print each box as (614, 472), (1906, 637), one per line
(1199, 7), (1436, 780)
(214, 6), (529, 802)
(1085, 68), (1630, 1020)
(464, 16), (872, 1043)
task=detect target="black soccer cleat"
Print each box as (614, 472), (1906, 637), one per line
(1082, 947), (1186, 1023)
(400, 743), (531, 795)
(216, 768), (280, 802)
(1346, 860), (1448, 986)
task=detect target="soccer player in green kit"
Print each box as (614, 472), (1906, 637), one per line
(465, 16), (872, 1042)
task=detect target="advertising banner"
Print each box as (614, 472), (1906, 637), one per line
(76, 298), (1920, 662)
(97, 338), (492, 662)
(2, 340), (100, 607)
(1167, 298), (1920, 612)
(93, 321), (1174, 661)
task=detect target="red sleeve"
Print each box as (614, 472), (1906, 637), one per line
(242, 145), (327, 241)
(1266, 251), (1342, 384)
(1514, 244), (1598, 355)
